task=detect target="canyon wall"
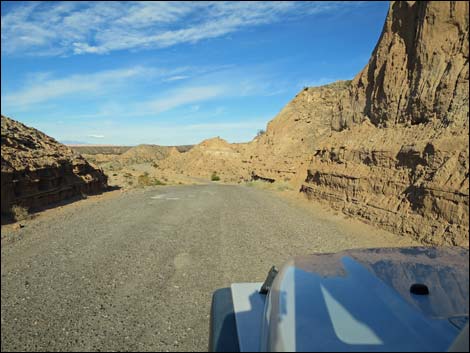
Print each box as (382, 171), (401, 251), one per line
(223, 1), (468, 245)
(1, 115), (108, 222)
(297, 1), (469, 246)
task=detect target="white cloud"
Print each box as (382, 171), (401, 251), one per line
(1, 1), (364, 56)
(1, 65), (209, 111)
(163, 75), (190, 82)
(87, 134), (105, 139)
(2, 66), (153, 107)
(144, 85), (228, 114)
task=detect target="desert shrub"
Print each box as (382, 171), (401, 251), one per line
(11, 205), (29, 222)
(245, 180), (269, 189)
(245, 180), (292, 191)
(152, 162), (159, 168)
(211, 171), (220, 181)
(153, 179), (166, 186)
(138, 172), (166, 187)
(276, 183), (292, 191)
(138, 172), (151, 186)
(256, 129), (266, 137)
(112, 173), (118, 176)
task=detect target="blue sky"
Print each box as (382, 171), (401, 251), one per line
(1, 1), (389, 146)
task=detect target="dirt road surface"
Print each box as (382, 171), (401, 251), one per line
(1, 184), (417, 351)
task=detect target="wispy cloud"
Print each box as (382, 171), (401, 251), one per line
(1, 65), (206, 111)
(143, 85), (228, 114)
(2, 1), (364, 56)
(2, 62), (288, 118)
(87, 134), (105, 139)
(2, 66), (152, 108)
(163, 75), (190, 82)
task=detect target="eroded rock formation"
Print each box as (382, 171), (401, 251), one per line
(1, 115), (108, 222)
(297, 1), (469, 246)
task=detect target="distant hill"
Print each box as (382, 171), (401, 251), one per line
(61, 140), (90, 145)
(71, 145), (132, 155)
(71, 145), (193, 156)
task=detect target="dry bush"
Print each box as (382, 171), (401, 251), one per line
(11, 205), (29, 222)
(138, 172), (165, 187)
(211, 172), (220, 181)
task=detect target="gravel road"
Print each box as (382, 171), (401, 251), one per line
(1, 184), (416, 352)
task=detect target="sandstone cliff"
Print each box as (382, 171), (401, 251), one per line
(296, 1), (469, 246)
(1, 115), (108, 222)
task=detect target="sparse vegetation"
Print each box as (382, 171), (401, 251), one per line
(11, 205), (29, 222)
(137, 172), (166, 187)
(276, 182), (293, 192)
(245, 180), (293, 192)
(211, 171), (220, 181)
(256, 129), (266, 137)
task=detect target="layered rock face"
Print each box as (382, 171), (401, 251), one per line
(246, 81), (353, 185)
(352, 0), (469, 128)
(298, 1), (469, 246)
(1, 115), (108, 221)
(301, 121), (468, 246)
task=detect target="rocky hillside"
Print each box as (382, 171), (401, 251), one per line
(246, 80), (354, 185)
(159, 137), (250, 182)
(297, 1), (469, 246)
(1, 115), (108, 222)
(116, 144), (177, 165)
